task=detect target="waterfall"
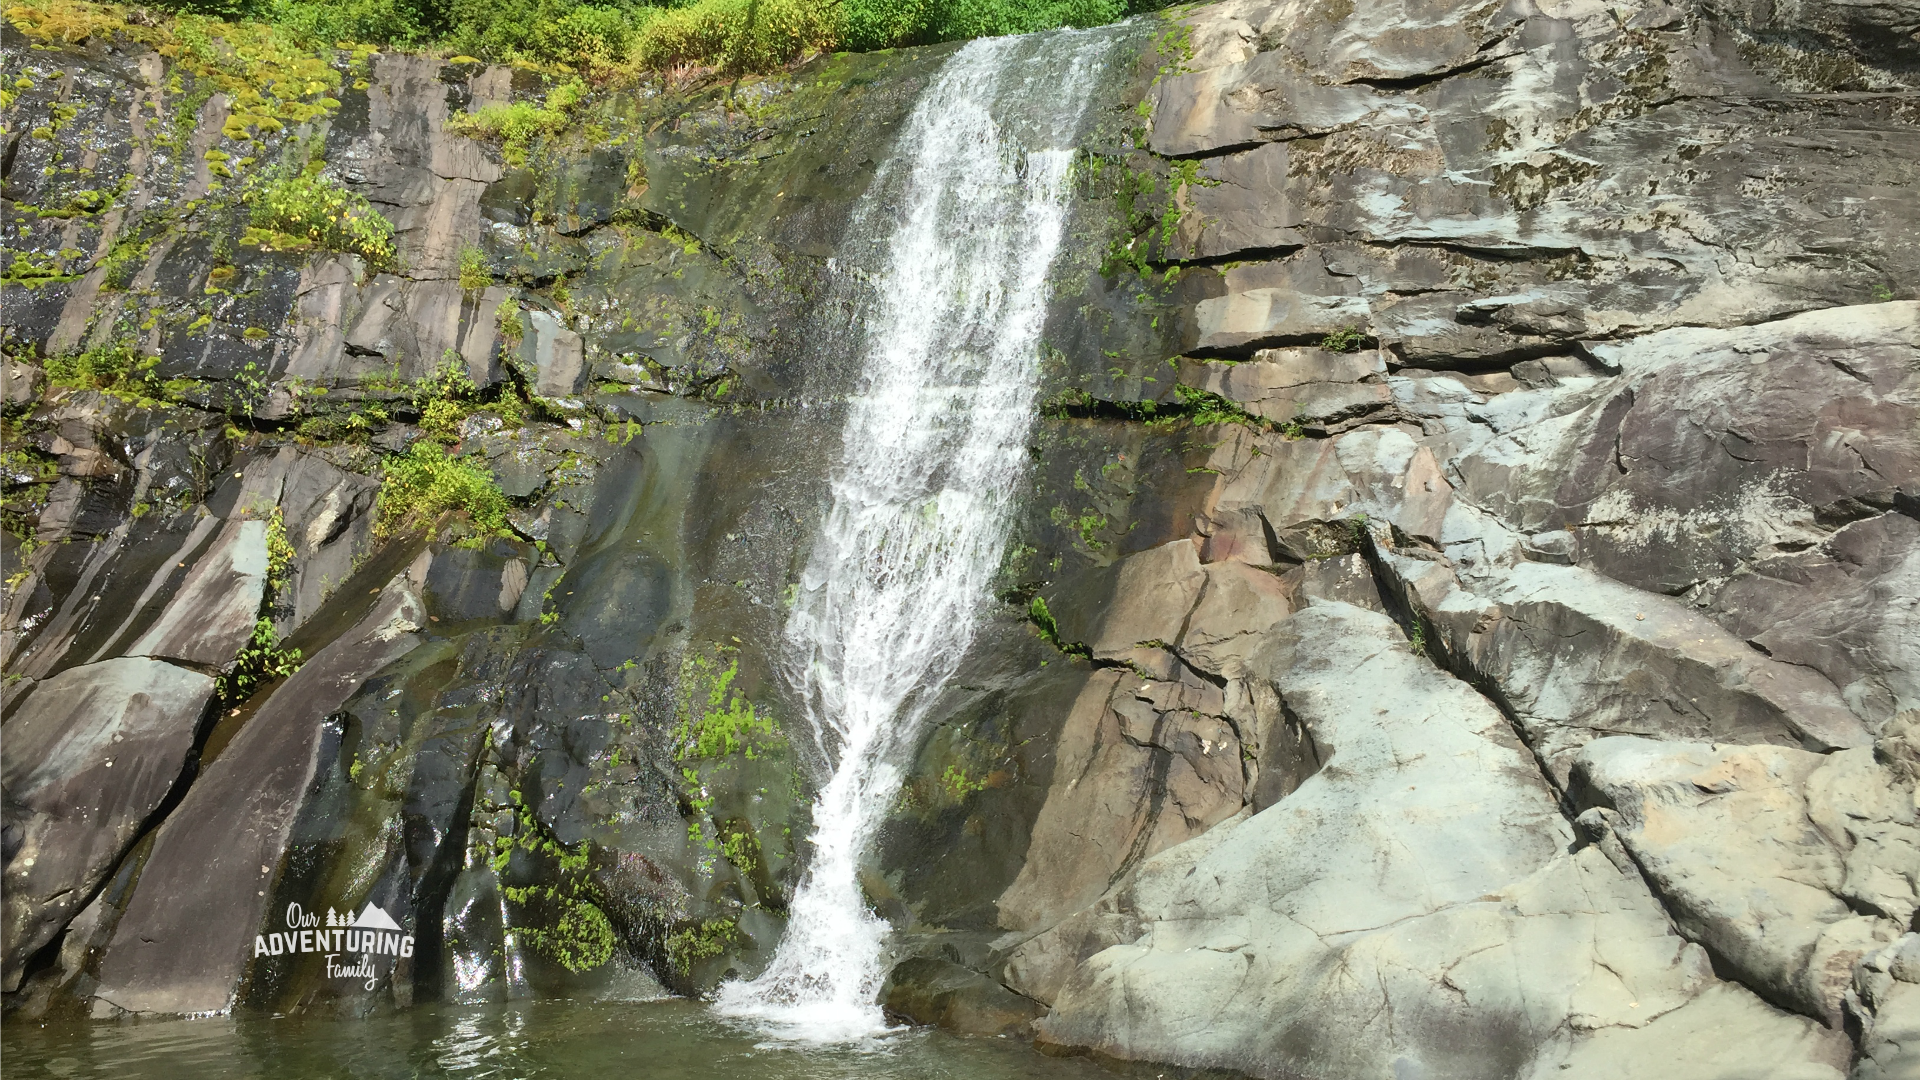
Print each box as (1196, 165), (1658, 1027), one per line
(713, 29), (1117, 1041)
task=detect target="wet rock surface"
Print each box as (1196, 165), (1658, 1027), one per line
(0, 656), (214, 991)
(1, 0), (1916, 1077)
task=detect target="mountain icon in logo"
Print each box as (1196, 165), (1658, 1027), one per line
(349, 903), (404, 931)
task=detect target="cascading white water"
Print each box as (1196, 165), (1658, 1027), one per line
(713, 29), (1117, 1042)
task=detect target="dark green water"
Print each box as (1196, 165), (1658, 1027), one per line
(1, 1000), (1115, 1079)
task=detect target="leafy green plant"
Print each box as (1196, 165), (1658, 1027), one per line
(665, 917), (739, 975)
(372, 441), (511, 546)
(243, 167), (396, 267)
(11, 0), (1175, 87)
(630, 0), (838, 74)
(458, 245), (491, 291)
(264, 507), (296, 600)
(1027, 594), (1091, 660)
(447, 79), (586, 167)
(415, 353), (483, 442)
(940, 763), (990, 800)
(44, 344), (162, 397)
(520, 898), (615, 973)
(673, 647), (781, 861)
(675, 649), (779, 763)
(490, 789), (614, 974)
(1173, 383), (1258, 428)
(419, 398), (468, 443)
(497, 299), (525, 347)
(216, 616), (303, 703)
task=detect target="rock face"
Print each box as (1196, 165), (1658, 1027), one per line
(0, 657), (214, 990)
(888, 0), (1917, 1074)
(2, 0), (1916, 1076)
(1573, 733), (1920, 1028)
(92, 564), (428, 1016)
(1028, 602), (1846, 1079)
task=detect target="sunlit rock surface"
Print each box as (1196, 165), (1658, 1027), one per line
(3, 0), (1917, 1075)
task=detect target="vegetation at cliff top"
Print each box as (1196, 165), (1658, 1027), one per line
(6, 0), (1169, 78)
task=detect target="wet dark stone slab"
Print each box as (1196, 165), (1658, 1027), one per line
(0, 656), (215, 991)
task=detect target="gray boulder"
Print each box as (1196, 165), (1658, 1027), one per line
(1573, 734), (1919, 1026)
(1029, 601), (1850, 1078)
(125, 518), (268, 668)
(1, 657), (215, 990)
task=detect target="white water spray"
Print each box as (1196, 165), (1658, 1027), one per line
(713, 29), (1115, 1041)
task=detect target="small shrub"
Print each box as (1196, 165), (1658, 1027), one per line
(447, 80), (585, 167)
(264, 507), (296, 599)
(216, 616), (303, 703)
(496, 299), (525, 347)
(414, 353), (479, 442)
(263, 0), (434, 48)
(487, 385), (527, 429)
(373, 441), (511, 546)
(458, 245), (490, 291)
(243, 168), (396, 267)
(632, 0), (838, 74)
(419, 397), (469, 443)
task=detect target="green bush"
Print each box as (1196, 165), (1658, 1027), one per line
(216, 617), (304, 703)
(632, 0), (838, 73)
(373, 440), (511, 546)
(244, 168), (397, 267)
(925, 0), (1122, 42)
(45, 344), (169, 399)
(18, 0), (1173, 103)
(447, 80), (586, 166)
(264, 0), (435, 47)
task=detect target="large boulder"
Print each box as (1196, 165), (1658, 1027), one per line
(1, 657), (215, 990)
(1572, 734), (1920, 1027)
(1027, 602), (1851, 1079)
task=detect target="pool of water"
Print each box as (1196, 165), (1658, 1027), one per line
(1, 1000), (1115, 1079)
